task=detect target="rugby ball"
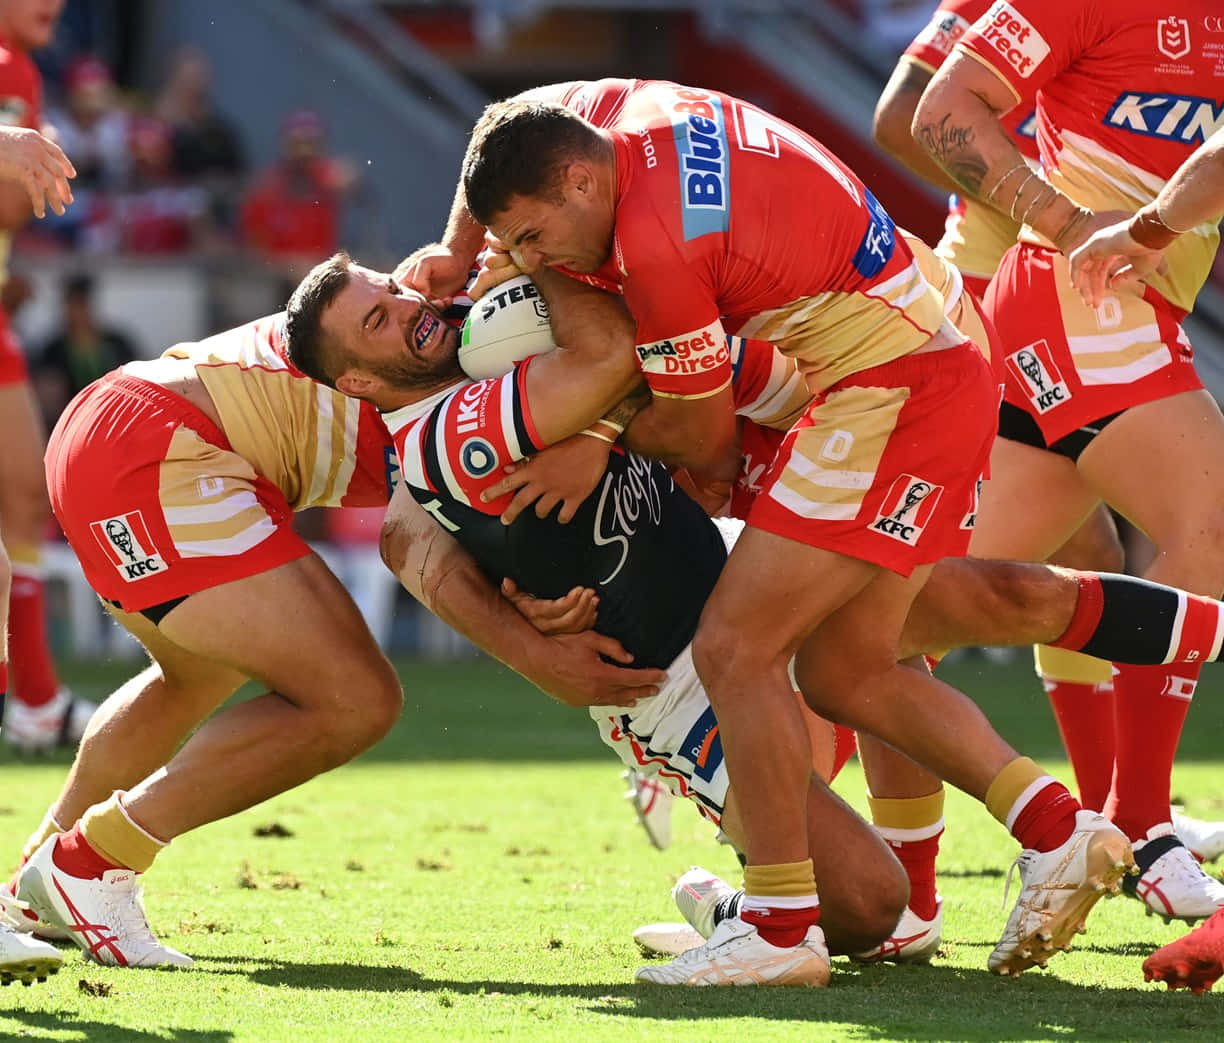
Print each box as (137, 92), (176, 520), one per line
(459, 274), (557, 380)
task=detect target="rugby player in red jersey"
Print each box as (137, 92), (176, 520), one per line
(915, 0), (1224, 925)
(448, 77), (1139, 985)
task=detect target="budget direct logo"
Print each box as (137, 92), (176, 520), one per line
(635, 325), (730, 376)
(973, 1), (1050, 78)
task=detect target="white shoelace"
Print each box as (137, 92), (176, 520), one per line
(102, 882), (159, 946)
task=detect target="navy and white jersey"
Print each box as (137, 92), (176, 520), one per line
(384, 361), (728, 670)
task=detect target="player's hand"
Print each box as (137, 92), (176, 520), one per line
(534, 630), (666, 708)
(482, 433), (612, 525)
(502, 577), (598, 635)
(1069, 220), (1169, 309)
(0, 126), (75, 218)
(468, 240), (524, 300)
(394, 243), (472, 301)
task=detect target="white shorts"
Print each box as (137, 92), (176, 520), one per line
(588, 518), (743, 826)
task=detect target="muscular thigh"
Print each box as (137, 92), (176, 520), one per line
(969, 435), (1099, 562)
(1077, 389), (1224, 593)
(154, 552), (391, 702)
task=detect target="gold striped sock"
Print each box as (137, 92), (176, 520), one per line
(867, 789), (945, 832)
(80, 793), (166, 873)
(1034, 645), (1113, 686)
(985, 757), (1045, 827)
(743, 859), (816, 898)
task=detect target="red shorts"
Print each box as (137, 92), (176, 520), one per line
(0, 307), (27, 385)
(747, 343), (996, 576)
(46, 373), (310, 614)
(986, 244), (1202, 446)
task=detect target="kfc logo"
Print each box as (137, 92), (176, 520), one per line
(1006, 341), (1071, 413)
(871, 474), (944, 546)
(90, 511), (168, 582)
(1157, 16), (1191, 60)
(974, 1), (1050, 78)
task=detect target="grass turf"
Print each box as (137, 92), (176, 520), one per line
(2, 653), (1224, 1041)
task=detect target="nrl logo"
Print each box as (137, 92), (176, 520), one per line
(1157, 16), (1191, 61)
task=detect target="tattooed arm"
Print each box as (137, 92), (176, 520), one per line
(914, 51), (1092, 253)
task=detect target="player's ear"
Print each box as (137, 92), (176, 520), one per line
(565, 160), (594, 198)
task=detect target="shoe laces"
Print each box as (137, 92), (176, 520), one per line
(1000, 850), (1037, 912)
(101, 880), (159, 946)
(1156, 845), (1221, 891)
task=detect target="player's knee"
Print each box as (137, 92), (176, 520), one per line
(325, 654), (403, 755)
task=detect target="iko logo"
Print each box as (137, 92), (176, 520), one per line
(1105, 93), (1224, 145)
(1006, 341), (1071, 413)
(972, 1), (1050, 78)
(871, 474), (944, 546)
(662, 87), (731, 242)
(89, 510), (168, 582)
(1157, 16), (1191, 60)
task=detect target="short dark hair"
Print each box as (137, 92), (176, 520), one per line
(285, 251), (353, 387)
(462, 100), (603, 224)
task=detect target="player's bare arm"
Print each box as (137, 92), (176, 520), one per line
(518, 267), (641, 445)
(481, 382), (650, 524)
(619, 386), (739, 478)
(916, 52), (1091, 252)
(381, 484), (664, 707)
(873, 59), (963, 196)
(1070, 126), (1224, 306)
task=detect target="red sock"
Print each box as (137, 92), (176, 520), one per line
(889, 832), (942, 921)
(1105, 662), (1197, 841)
(1045, 679), (1115, 812)
(740, 904), (821, 949)
(8, 566), (59, 708)
(51, 824), (125, 880)
(0, 661), (7, 696)
(1010, 781), (1079, 852)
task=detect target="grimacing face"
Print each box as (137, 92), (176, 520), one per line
(322, 265), (462, 392)
(486, 169), (614, 275)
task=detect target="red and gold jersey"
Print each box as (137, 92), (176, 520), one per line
(956, 0), (1223, 312)
(162, 314), (395, 511)
(555, 79), (956, 400)
(904, 0), (1037, 279)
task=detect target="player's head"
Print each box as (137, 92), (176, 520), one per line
(463, 99), (614, 274)
(0, 0), (64, 51)
(286, 253), (462, 403)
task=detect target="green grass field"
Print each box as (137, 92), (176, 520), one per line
(3, 653), (1224, 1041)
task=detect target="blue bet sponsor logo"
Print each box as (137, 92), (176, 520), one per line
(850, 189), (895, 279)
(666, 88), (731, 241)
(1104, 93), (1224, 145)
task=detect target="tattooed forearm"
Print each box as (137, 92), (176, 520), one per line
(915, 114), (988, 195)
(604, 382), (651, 430)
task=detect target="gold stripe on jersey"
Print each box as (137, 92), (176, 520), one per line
(1025, 130), (1218, 315)
(736, 265), (947, 395)
(766, 385), (908, 521)
(166, 337), (370, 511)
(936, 196), (1021, 281)
(158, 426), (278, 558)
(1052, 251), (1178, 386)
(737, 346), (810, 432)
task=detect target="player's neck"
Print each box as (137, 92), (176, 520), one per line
(371, 375), (467, 414)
